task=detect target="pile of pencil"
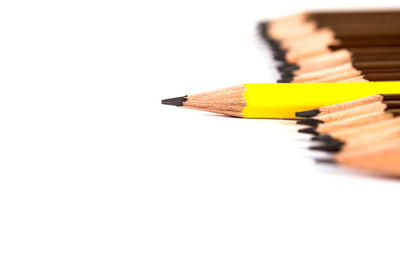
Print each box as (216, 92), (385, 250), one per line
(163, 9), (400, 177)
(296, 94), (400, 176)
(259, 10), (400, 83)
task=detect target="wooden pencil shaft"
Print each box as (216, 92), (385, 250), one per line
(383, 94), (400, 100)
(333, 38), (400, 48)
(318, 20), (400, 28)
(318, 94), (383, 114)
(316, 107), (400, 127)
(286, 46), (400, 63)
(317, 112), (393, 134)
(311, 11), (400, 18)
(297, 95), (400, 119)
(343, 127), (400, 150)
(315, 102), (387, 122)
(336, 139), (400, 176)
(338, 137), (400, 159)
(352, 54), (400, 61)
(329, 117), (400, 140)
(347, 46), (400, 54)
(312, 10), (400, 16)
(310, 13), (400, 25)
(364, 73), (400, 81)
(360, 68), (400, 74)
(329, 25), (400, 38)
(388, 109), (400, 116)
(303, 70), (360, 83)
(292, 57), (400, 79)
(353, 60), (400, 69)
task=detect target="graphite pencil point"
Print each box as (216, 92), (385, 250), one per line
(257, 22), (269, 41)
(278, 64), (299, 72)
(315, 158), (337, 164)
(280, 71), (295, 79)
(309, 143), (343, 152)
(296, 118), (323, 127)
(273, 51), (287, 61)
(161, 96), (187, 106)
(311, 135), (338, 143)
(278, 76), (294, 83)
(296, 109), (321, 118)
(298, 127), (319, 135)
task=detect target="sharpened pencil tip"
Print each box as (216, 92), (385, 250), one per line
(278, 76), (293, 83)
(298, 127), (318, 135)
(277, 64), (299, 72)
(312, 135), (338, 143)
(296, 118), (323, 127)
(161, 96), (187, 106)
(257, 22), (269, 41)
(280, 71), (294, 79)
(315, 158), (336, 164)
(309, 143), (343, 152)
(295, 109), (321, 118)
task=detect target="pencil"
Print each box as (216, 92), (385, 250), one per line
(161, 82), (400, 119)
(312, 111), (396, 135)
(297, 101), (400, 133)
(296, 94), (400, 118)
(317, 138), (400, 176)
(259, 10), (400, 83)
(310, 124), (400, 152)
(313, 116), (400, 144)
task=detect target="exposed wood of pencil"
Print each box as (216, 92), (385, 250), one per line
(338, 76), (368, 82)
(316, 111), (393, 134)
(335, 139), (400, 176)
(292, 63), (354, 82)
(163, 85), (246, 117)
(342, 128), (400, 153)
(294, 50), (351, 74)
(304, 69), (361, 83)
(328, 116), (400, 140)
(314, 101), (387, 123)
(296, 94), (400, 119)
(309, 124), (400, 153)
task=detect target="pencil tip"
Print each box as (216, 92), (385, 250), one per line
(277, 64), (299, 72)
(278, 76), (293, 83)
(295, 109), (321, 118)
(296, 118), (323, 127)
(273, 51), (288, 61)
(257, 22), (269, 41)
(311, 134), (336, 143)
(161, 96), (187, 106)
(298, 127), (318, 135)
(280, 70), (294, 79)
(315, 158), (336, 164)
(309, 142), (343, 152)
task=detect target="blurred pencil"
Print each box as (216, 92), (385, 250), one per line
(317, 138), (400, 176)
(259, 10), (400, 83)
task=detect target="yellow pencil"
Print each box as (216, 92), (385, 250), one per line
(161, 82), (400, 119)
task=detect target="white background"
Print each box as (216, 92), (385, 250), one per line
(1, 0), (400, 266)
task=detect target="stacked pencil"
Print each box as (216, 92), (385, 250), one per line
(259, 10), (400, 83)
(296, 94), (400, 176)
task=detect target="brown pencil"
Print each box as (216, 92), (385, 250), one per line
(259, 10), (400, 83)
